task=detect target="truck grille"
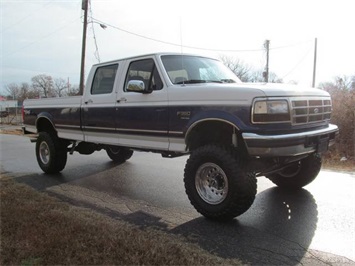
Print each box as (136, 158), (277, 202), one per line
(291, 98), (332, 125)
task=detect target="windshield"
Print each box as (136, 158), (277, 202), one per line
(161, 55), (241, 85)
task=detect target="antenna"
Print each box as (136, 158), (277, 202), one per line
(263, 40), (270, 83)
(180, 17), (185, 55)
(312, 38), (317, 88)
(179, 17), (185, 86)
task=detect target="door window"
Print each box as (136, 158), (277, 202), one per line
(124, 59), (163, 92)
(91, 64), (118, 95)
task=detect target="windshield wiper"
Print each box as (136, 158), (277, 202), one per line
(220, 79), (237, 83)
(176, 79), (223, 84)
(176, 79), (206, 84)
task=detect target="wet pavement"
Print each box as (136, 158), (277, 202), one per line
(1, 133), (354, 265)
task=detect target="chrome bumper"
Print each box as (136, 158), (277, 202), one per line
(242, 124), (339, 157)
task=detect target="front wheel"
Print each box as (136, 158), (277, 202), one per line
(184, 144), (257, 221)
(266, 153), (322, 189)
(36, 132), (67, 174)
(106, 146), (133, 163)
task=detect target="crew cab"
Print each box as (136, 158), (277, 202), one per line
(23, 53), (339, 220)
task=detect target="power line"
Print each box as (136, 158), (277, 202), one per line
(2, 16), (81, 59)
(281, 46), (313, 80)
(92, 18), (312, 54)
(88, 0), (101, 63)
(0, 1), (54, 34)
(90, 18), (265, 53)
(269, 40), (313, 51)
(2, 64), (78, 76)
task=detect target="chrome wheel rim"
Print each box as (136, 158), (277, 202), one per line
(39, 141), (50, 164)
(195, 163), (228, 205)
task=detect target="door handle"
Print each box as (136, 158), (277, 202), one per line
(117, 97), (127, 103)
(85, 99), (93, 104)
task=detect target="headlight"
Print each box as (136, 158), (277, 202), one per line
(253, 99), (290, 123)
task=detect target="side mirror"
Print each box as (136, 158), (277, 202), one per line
(126, 80), (152, 94)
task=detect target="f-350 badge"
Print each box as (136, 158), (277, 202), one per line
(177, 111), (191, 120)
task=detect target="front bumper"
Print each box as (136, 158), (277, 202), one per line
(242, 124), (339, 157)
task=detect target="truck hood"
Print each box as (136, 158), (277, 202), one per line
(169, 82), (329, 107)
(238, 82), (330, 97)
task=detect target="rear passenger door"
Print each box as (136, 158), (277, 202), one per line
(82, 63), (119, 144)
(116, 57), (169, 150)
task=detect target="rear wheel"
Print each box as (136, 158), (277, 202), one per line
(184, 144), (257, 221)
(36, 132), (67, 174)
(266, 153), (322, 189)
(106, 146), (133, 163)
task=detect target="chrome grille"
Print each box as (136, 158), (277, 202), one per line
(291, 98), (332, 125)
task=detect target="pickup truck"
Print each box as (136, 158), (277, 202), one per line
(23, 52), (339, 221)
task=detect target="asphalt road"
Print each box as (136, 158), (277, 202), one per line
(1, 133), (354, 265)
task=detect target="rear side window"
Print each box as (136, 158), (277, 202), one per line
(91, 64), (118, 95)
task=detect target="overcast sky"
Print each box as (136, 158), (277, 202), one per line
(1, 0), (354, 95)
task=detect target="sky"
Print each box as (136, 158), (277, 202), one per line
(1, 0), (354, 95)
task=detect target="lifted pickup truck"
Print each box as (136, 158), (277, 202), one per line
(23, 53), (338, 220)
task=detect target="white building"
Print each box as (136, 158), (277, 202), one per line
(0, 100), (18, 111)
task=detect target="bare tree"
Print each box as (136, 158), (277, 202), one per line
(53, 78), (68, 97)
(17, 82), (32, 103)
(219, 55), (252, 82)
(336, 76), (353, 91)
(67, 84), (80, 96)
(31, 74), (54, 98)
(319, 75), (355, 160)
(268, 72), (283, 83)
(3, 82), (37, 102)
(4, 83), (20, 100)
(249, 69), (264, 83)
(320, 75), (354, 93)
(219, 55), (283, 83)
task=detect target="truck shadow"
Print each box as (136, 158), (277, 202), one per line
(171, 187), (318, 265)
(14, 161), (121, 191)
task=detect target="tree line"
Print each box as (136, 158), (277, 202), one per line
(219, 55), (283, 83)
(2, 58), (354, 99)
(319, 75), (355, 162)
(2, 56), (284, 103)
(3, 74), (79, 103)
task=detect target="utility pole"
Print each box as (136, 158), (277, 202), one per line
(263, 40), (270, 83)
(67, 77), (70, 93)
(312, 38), (318, 88)
(79, 0), (88, 95)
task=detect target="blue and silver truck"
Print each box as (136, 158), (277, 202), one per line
(23, 53), (339, 220)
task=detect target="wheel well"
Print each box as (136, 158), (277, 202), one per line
(36, 117), (56, 135)
(186, 120), (242, 151)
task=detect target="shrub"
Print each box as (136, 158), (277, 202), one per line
(320, 76), (355, 164)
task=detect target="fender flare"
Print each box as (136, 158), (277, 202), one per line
(184, 110), (244, 138)
(35, 112), (56, 133)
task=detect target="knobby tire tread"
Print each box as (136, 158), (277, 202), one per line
(184, 144), (257, 221)
(36, 132), (67, 174)
(267, 153), (322, 189)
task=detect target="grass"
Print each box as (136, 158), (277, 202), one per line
(0, 177), (243, 265)
(322, 149), (355, 172)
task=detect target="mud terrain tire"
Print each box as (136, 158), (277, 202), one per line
(184, 144), (257, 221)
